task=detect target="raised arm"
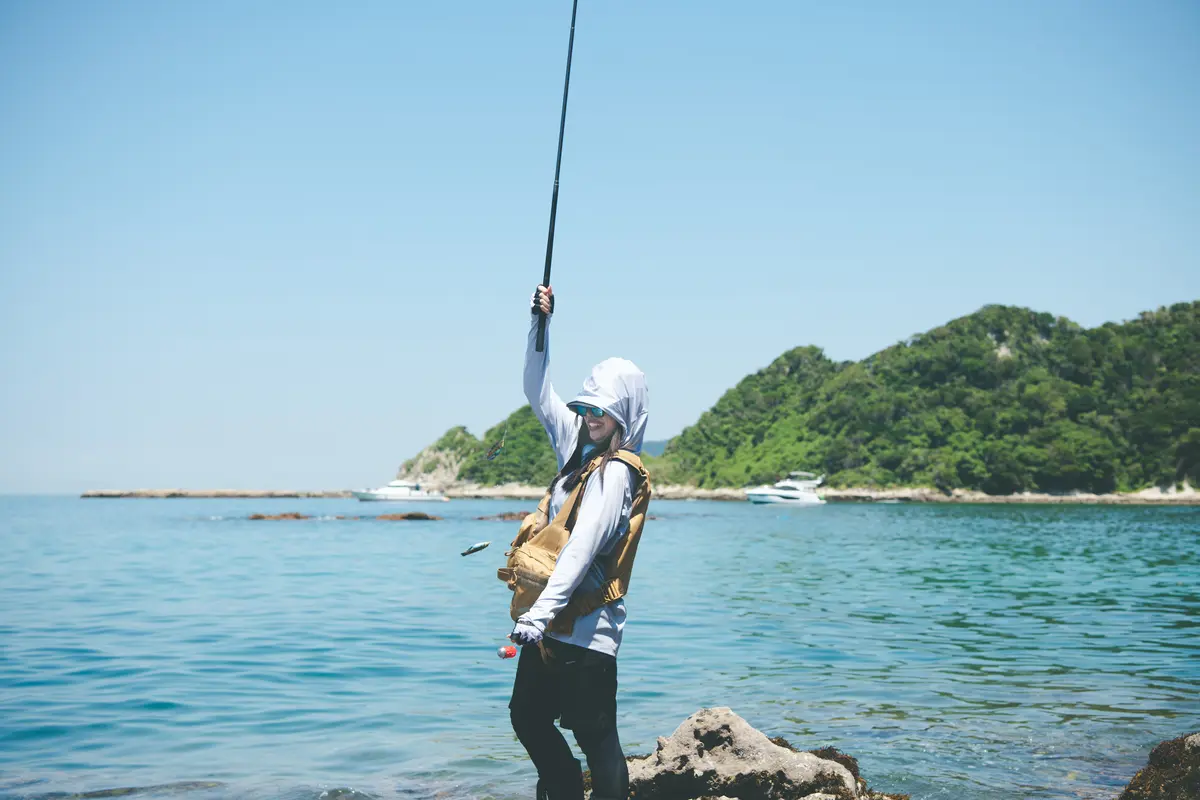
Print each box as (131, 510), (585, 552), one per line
(524, 285), (580, 468)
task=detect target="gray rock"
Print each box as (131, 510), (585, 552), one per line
(627, 708), (859, 800)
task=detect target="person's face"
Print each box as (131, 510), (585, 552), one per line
(578, 406), (618, 444)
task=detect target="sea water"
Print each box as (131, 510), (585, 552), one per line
(1, 496), (1197, 799)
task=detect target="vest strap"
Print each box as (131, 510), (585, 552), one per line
(547, 451), (651, 634)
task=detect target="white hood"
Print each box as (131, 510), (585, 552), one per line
(569, 358), (649, 454)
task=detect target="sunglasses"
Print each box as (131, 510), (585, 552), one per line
(571, 405), (606, 418)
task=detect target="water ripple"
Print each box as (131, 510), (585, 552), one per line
(1, 497), (1197, 800)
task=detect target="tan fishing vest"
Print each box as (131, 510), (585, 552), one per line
(496, 450), (651, 635)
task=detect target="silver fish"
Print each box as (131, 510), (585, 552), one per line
(461, 541), (491, 557)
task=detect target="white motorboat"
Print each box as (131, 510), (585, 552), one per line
(745, 472), (826, 505)
(351, 480), (448, 502)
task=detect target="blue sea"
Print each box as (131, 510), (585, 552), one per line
(1, 497), (1197, 800)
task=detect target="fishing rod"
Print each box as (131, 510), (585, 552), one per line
(536, 0), (580, 353)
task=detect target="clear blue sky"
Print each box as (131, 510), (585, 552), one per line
(2, 1), (1198, 493)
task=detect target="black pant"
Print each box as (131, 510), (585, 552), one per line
(509, 637), (628, 800)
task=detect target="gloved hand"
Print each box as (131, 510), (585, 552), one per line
(531, 285), (555, 316)
(510, 619), (544, 646)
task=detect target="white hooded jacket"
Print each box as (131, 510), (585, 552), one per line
(521, 311), (649, 656)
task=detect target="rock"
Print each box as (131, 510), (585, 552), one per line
(803, 747), (860, 785)
(476, 511), (532, 521)
(375, 512), (442, 521)
(627, 708), (863, 800)
(246, 512), (440, 521)
(1118, 731), (1200, 800)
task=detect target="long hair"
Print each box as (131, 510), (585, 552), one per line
(547, 421), (625, 496)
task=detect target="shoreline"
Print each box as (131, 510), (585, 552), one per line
(80, 485), (1200, 504)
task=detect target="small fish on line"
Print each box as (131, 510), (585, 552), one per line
(461, 541), (491, 556)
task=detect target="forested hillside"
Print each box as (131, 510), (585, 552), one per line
(660, 302), (1199, 492)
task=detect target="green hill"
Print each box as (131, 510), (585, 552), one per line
(403, 301), (1199, 494)
(660, 301), (1199, 493)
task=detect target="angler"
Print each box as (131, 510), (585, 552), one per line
(500, 284), (651, 800)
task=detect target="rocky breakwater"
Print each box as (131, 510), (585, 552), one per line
(625, 708), (904, 800)
(444, 483), (546, 500)
(445, 484), (748, 501)
(437, 483), (1200, 504)
(82, 489), (352, 499)
(822, 485), (1200, 505)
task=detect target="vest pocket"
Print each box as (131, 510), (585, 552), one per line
(505, 543), (559, 620)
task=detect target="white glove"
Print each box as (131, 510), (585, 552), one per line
(510, 619), (544, 646)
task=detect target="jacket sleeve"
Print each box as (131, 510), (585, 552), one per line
(519, 461), (632, 631)
(524, 311), (581, 468)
